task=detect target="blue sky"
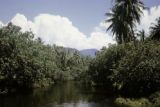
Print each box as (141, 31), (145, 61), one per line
(0, 0), (160, 50)
(0, 0), (159, 35)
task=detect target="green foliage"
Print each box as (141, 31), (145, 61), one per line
(106, 0), (144, 44)
(113, 41), (160, 96)
(0, 23), (90, 92)
(150, 17), (160, 40)
(149, 91), (160, 107)
(87, 45), (126, 86)
(114, 92), (160, 107)
(88, 41), (160, 96)
(115, 97), (151, 107)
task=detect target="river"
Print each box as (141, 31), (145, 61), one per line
(0, 82), (116, 107)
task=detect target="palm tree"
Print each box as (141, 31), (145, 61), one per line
(137, 30), (145, 42)
(106, 8), (131, 44)
(106, 0), (144, 44)
(150, 17), (160, 40)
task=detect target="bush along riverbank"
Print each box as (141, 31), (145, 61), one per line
(115, 91), (160, 107)
(86, 41), (160, 106)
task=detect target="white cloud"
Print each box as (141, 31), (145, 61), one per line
(5, 5), (159, 50)
(9, 13), (115, 50)
(138, 5), (160, 35)
(0, 21), (3, 27)
(11, 14), (35, 32)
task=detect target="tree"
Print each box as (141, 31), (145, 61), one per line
(112, 41), (160, 96)
(150, 17), (160, 40)
(0, 23), (90, 92)
(106, 0), (144, 44)
(137, 29), (145, 42)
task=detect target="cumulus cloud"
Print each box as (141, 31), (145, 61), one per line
(10, 13), (115, 50)
(138, 5), (160, 34)
(11, 14), (35, 32)
(3, 5), (159, 50)
(0, 21), (3, 27)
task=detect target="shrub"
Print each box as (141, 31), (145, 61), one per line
(113, 41), (160, 96)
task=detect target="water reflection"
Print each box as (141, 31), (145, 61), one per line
(0, 82), (115, 107)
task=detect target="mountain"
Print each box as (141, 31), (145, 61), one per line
(63, 47), (98, 58)
(80, 49), (98, 57)
(65, 47), (79, 53)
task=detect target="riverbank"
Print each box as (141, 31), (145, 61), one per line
(115, 91), (160, 107)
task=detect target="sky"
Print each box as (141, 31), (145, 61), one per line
(0, 0), (160, 50)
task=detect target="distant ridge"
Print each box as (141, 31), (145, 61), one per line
(80, 49), (98, 57)
(63, 47), (98, 58)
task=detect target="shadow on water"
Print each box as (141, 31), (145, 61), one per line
(0, 82), (116, 107)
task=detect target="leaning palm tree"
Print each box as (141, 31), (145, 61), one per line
(150, 17), (160, 40)
(106, 0), (144, 44)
